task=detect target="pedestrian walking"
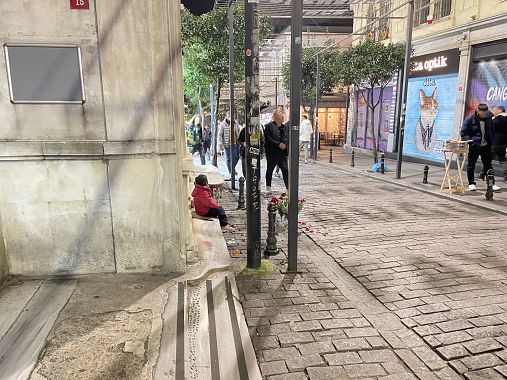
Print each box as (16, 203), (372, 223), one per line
(219, 112), (240, 178)
(299, 114), (313, 164)
(492, 105), (507, 183)
(203, 123), (212, 161)
(264, 108), (289, 192)
(188, 115), (206, 165)
(192, 174), (235, 231)
(461, 104), (500, 192)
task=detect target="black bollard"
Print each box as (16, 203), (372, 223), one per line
(351, 149), (355, 167)
(380, 153), (385, 174)
(264, 201), (279, 256)
(423, 165), (429, 184)
(238, 177), (245, 209)
(329, 146), (333, 163)
(485, 169), (494, 201)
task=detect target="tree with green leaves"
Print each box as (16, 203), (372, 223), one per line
(181, 5), (271, 118)
(336, 40), (406, 162)
(282, 48), (341, 123)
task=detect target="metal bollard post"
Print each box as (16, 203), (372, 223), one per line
(351, 149), (355, 167)
(264, 201), (279, 256)
(380, 153), (385, 174)
(423, 165), (429, 184)
(329, 146), (333, 163)
(238, 177), (245, 209)
(485, 169), (494, 201)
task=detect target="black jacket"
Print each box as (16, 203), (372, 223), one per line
(493, 113), (507, 146)
(264, 121), (289, 158)
(460, 113), (494, 147)
(190, 124), (203, 147)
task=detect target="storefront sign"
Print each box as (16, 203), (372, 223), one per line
(410, 49), (460, 78)
(466, 58), (507, 116)
(70, 0), (89, 9)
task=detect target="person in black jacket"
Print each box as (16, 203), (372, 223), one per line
(460, 104), (500, 191)
(264, 109), (289, 192)
(492, 105), (507, 182)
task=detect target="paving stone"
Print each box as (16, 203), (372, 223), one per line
(413, 324), (442, 336)
(468, 316), (504, 327)
(300, 311), (333, 321)
(436, 343), (469, 361)
(246, 317), (270, 327)
(434, 331), (473, 346)
(257, 323), (292, 336)
(312, 329), (347, 342)
(297, 341), (335, 356)
(468, 325), (507, 339)
(270, 314), (303, 324)
(459, 353), (503, 371)
(417, 303), (451, 314)
(263, 347), (301, 362)
(395, 349), (430, 373)
(332, 338), (371, 352)
(436, 319), (474, 333)
(278, 332), (315, 347)
(243, 299), (265, 308)
(330, 309), (362, 319)
(434, 367), (463, 380)
(412, 346), (447, 370)
(291, 320), (323, 333)
(268, 372), (308, 380)
(308, 303), (339, 312)
(462, 338), (503, 354)
(495, 364), (507, 377)
(260, 360), (288, 376)
(449, 359), (468, 374)
(366, 336), (389, 349)
(306, 366), (347, 380)
(413, 313), (449, 326)
(320, 318), (354, 329)
(252, 335), (280, 350)
(381, 361), (409, 374)
(344, 328), (380, 338)
(273, 291), (301, 299)
(381, 373), (418, 380)
(422, 335), (442, 348)
(351, 317), (371, 327)
(291, 297), (320, 305)
(286, 354), (325, 372)
(358, 349), (399, 363)
(343, 363), (387, 378)
(324, 351), (363, 366)
(265, 299), (295, 307)
(464, 368), (505, 380)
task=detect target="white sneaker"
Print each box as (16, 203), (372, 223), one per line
(266, 186), (272, 193)
(469, 184), (477, 191)
(492, 184), (501, 192)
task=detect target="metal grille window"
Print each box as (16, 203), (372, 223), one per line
(413, 0), (430, 27)
(434, 0), (452, 20)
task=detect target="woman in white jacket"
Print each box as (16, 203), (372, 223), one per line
(299, 115), (313, 163)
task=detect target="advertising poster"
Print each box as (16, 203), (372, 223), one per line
(403, 49), (460, 161)
(354, 87), (394, 152)
(466, 58), (507, 116)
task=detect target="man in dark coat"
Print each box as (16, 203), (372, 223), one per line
(264, 109), (289, 192)
(461, 103), (500, 191)
(492, 105), (507, 182)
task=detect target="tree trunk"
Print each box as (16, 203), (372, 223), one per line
(212, 76), (223, 167)
(368, 89), (378, 163)
(376, 87), (385, 153)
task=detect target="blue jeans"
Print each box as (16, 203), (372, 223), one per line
(224, 145), (239, 174)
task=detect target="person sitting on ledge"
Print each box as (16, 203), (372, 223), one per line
(191, 174), (235, 231)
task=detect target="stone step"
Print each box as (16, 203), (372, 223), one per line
(155, 272), (261, 380)
(0, 280), (77, 380)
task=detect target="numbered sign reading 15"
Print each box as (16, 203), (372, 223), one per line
(70, 0), (89, 9)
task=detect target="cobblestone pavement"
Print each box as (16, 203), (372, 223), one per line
(216, 156), (507, 380)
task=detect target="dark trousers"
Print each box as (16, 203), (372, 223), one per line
(205, 206), (228, 227)
(266, 155), (289, 189)
(191, 144), (205, 165)
(467, 145), (493, 185)
(224, 146), (239, 174)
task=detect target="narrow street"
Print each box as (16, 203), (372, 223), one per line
(220, 153), (507, 379)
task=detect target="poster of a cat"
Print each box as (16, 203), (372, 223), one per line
(415, 88), (438, 151)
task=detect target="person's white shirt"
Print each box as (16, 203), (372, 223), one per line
(300, 118), (313, 142)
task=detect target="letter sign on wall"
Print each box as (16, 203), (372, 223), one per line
(70, 0), (89, 9)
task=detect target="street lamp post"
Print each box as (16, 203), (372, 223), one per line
(287, 0), (303, 273)
(228, 1), (236, 189)
(314, 54), (320, 160)
(245, 0), (262, 269)
(395, 0), (414, 179)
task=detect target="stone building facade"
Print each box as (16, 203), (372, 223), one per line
(0, 0), (193, 279)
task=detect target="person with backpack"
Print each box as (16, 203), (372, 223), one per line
(188, 115), (206, 165)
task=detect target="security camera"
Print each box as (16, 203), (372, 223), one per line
(426, 15), (433, 25)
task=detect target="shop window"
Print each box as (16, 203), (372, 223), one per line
(413, 0), (430, 28)
(4, 44), (85, 104)
(434, 0), (452, 20)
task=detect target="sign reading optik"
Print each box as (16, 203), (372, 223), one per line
(413, 56), (448, 72)
(409, 49), (460, 78)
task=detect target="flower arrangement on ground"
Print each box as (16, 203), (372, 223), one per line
(271, 193), (305, 219)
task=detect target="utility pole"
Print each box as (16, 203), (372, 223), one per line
(228, 0), (236, 189)
(287, 0), (302, 273)
(244, 0), (261, 269)
(314, 54), (320, 160)
(395, 0), (414, 179)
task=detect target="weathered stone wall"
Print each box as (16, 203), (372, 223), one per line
(0, 0), (188, 275)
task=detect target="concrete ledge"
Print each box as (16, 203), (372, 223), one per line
(42, 142), (104, 156)
(0, 142), (42, 157)
(103, 140), (176, 155)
